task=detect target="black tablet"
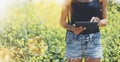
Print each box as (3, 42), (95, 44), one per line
(73, 22), (98, 29)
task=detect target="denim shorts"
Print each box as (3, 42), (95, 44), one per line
(65, 31), (102, 59)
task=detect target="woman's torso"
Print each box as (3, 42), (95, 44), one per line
(71, 0), (102, 23)
(72, 0), (93, 3)
(70, 0), (102, 34)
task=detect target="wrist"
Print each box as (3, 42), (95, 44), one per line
(63, 23), (75, 31)
(98, 19), (107, 27)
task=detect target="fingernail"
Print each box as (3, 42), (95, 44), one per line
(80, 27), (82, 28)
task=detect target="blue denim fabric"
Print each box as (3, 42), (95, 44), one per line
(65, 31), (102, 58)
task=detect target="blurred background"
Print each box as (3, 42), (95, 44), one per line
(0, 0), (120, 62)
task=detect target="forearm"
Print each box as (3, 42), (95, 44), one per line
(61, 22), (74, 31)
(60, 1), (74, 31)
(99, 0), (107, 27)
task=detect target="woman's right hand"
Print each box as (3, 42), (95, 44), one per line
(62, 23), (86, 35)
(72, 26), (86, 35)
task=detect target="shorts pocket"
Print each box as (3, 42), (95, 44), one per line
(66, 31), (75, 45)
(92, 32), (101, 46)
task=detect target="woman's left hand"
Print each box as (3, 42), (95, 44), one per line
(90, 17), (107, 27)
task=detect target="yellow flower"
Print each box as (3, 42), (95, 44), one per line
(27, 36), (47, 55)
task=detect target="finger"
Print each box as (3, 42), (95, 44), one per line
(77, 28), (84, 33)
(74, 31), (80, 35)
(83, 27), (86, 30)
(77, 27), (84, 30)
(74, 27), (86, 35)
(76, 26), (85, 30)
(81, 27), (86, 32)
(96, 17), (100, 20)
(72, 24), (76, 27)
(79, 26), (82, 29)
(93, 17), (99, 22)
(75, 31), (81, 35)
(95, 17), (100, 22)
(90, 17), (95, 22)
(76, 26), (82, 30)
(75, 28), (82, 32)
(94, 18), (98, 22)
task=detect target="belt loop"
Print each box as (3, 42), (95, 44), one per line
(89, 33), (93, 42)
(74, 34), (78, 40)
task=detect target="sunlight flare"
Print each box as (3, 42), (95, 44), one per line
(54, 0), (66, 5)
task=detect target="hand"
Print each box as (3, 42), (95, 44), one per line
(90, 17), (102, 26)
(90, 17), (107, 27)
(90, 17), (100, 22)
(72, 26), (86, 35)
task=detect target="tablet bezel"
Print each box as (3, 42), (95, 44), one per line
(74, 22), (98, 29)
